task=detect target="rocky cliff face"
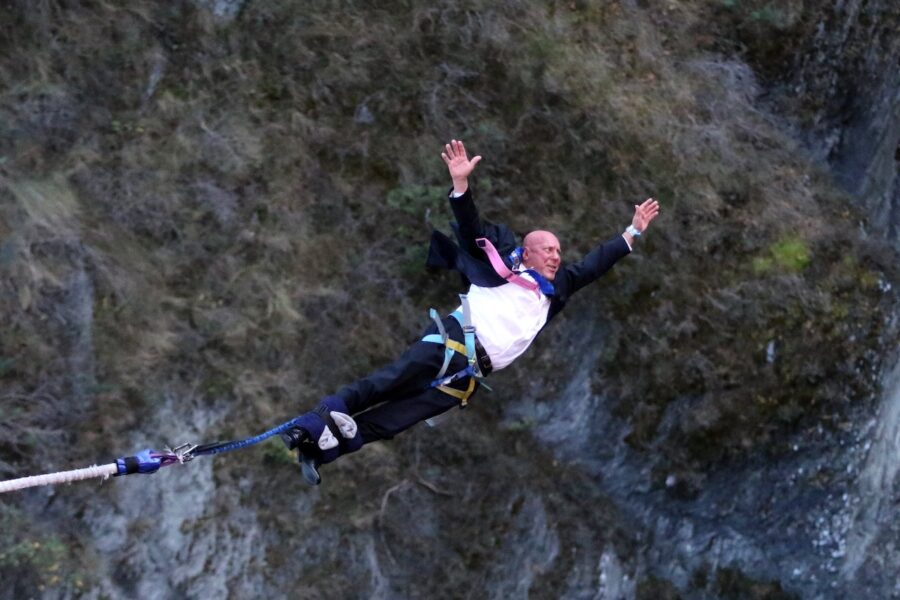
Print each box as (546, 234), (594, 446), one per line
(781, 2), (900, 595)
(787, 0), (900, 248)
(0, 1), (897, 599)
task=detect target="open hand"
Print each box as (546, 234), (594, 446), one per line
(632, 198), (660, 232)
(441, 140), (482, 193)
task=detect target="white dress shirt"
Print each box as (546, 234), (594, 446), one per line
(457, 271), (551, 371)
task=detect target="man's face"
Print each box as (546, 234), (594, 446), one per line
(522, 230), (561, 280)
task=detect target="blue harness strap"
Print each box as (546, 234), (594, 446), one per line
(424, 308), (455, 380)
(450, 299), (477, 370)
(188, 417), (305, 457)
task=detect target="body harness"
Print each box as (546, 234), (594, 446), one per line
(421, 294), (491, 407)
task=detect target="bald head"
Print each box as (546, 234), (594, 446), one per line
(522, 230), (561, 280)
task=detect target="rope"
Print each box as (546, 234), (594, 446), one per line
(0, 463), (118, 494)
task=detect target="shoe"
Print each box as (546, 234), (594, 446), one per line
(299, 450), (322, 486)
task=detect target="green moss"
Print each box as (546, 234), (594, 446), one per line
(501, 418), (536, 432)
(0, 537), (65, 570)
(830, 302), (850, 320)
(261, 437), (296, 467)
(0, 505), (90, 593)
(753, 235), (810, 274)
(204, 374), (235, 396)
(771, 236), (810, 271)
(858, 269), (881, 290)
(752, 256), (774, 274)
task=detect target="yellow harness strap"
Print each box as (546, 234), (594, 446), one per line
(436, 376), (477, 407)
(443, 339), (468, 357)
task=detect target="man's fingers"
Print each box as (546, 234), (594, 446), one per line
(470, 155), (482, 168)
(634, 197), (660, 228)
(638, 198), (660, 218)
(455, 140), (468, 160)
(441, 152), (451, 166)
(445, 143), (454, 159)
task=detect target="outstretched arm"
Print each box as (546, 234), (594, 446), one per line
(561, 197), (661, 297)
(440, 139), (487, 256)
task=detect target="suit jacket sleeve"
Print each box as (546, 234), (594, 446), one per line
(557, 235), (631, 298)
(448, 188), (486, 257)
(447, 188), (519, 262)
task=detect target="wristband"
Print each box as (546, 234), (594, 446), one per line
(626, 225), (642, 238)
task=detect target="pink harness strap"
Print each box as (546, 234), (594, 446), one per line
(476, 238), (540, 296)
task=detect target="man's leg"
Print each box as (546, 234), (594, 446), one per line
(335, 316), (467, 415)
(353, 375), (476, 443)
(282, 316), (472, 483)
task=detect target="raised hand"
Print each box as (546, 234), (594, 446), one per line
(441, 139), (482, 194)
(632, 198), (660, 232)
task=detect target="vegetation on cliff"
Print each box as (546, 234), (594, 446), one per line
(0, 1), (896, 597)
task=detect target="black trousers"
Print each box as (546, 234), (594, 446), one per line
(336, 316), (479, 444)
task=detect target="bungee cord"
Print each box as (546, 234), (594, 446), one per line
(0, 416), (305, 494)
(0, 463), (120, 493)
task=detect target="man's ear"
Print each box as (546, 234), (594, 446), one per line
(521, 247), (530, 265)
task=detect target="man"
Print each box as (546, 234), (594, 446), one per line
(282, 140), (660, 484)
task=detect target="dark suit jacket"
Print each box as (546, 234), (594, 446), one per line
(426, 188), (631, 323)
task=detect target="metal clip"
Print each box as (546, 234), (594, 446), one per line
(170, 442), (199, 463)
